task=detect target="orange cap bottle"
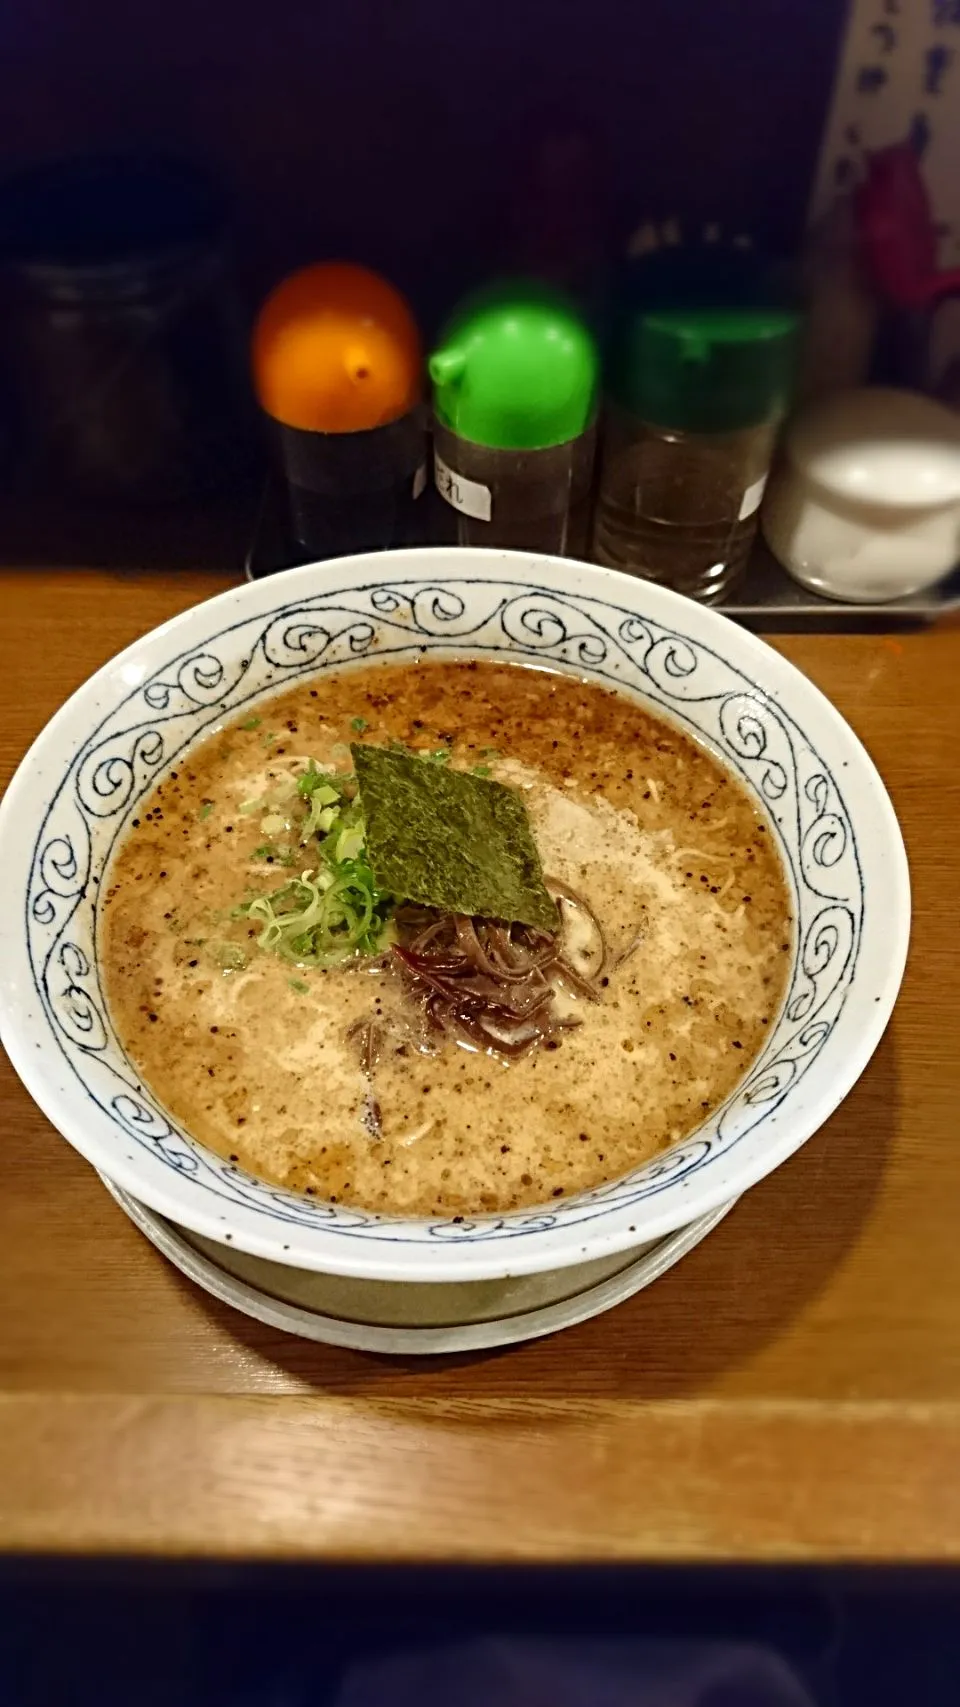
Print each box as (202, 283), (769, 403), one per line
(252, 262), (426, 560)
(253, 261), (422, 432)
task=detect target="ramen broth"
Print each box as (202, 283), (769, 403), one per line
(101, 660), (792, 1216)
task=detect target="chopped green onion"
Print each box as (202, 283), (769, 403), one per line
(288, 977), (309, 994)
(297, 764), (343, 800)
(234, 754), (394, 968)
(241, 715), (261, 730)
(334, 822), (365, 863)
(472, 764), (492, 777)
(350, 716), (369, 733)
(242, 865), (393, 967)
(198, 803), (214, 820)
(301, 783), (341, 842)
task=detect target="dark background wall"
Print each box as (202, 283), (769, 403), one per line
(2, 0), (846, 319)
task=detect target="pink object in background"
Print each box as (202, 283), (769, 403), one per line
(857, 143), (960, 310)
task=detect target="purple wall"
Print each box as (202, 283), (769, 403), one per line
(2, 0), (846, 319)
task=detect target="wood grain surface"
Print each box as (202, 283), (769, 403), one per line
(1, 565), (958, 1561)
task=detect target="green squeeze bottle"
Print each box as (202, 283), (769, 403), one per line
(429, 283), (599, 556)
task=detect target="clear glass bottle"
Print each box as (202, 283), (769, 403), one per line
(592, 307), (799, 601)
(432, 417), (596, 555)
(593, 410), (779, 601)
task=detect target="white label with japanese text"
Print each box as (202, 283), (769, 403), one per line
(434, 451), (492, 522)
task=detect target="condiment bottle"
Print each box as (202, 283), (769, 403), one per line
(428, 284), (598, 555)
(0, 153), (252, 500)
(252, 262), (426, 560)
(761, 386), (960, 602)
(592, 304), (799, 602)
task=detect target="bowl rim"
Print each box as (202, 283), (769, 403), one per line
(0, 547), (911, 1280)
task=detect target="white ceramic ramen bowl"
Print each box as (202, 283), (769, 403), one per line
(0, 548), (909, 1283)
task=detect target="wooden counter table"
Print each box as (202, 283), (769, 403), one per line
(1, 563), (958, 1563)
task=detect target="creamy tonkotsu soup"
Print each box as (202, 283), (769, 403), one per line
(101, 660), (792, 1216)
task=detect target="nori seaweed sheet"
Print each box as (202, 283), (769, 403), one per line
(351, 744), (559, 932)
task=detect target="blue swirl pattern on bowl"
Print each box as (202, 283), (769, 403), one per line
(23, 575), (863, 1248)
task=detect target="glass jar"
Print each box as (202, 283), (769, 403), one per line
(0, 154), (252, 499)
(593, 304), (799, 600)
(592, 408), (778, 601)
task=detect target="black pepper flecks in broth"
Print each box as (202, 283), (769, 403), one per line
(100, 660), (792, 1216)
